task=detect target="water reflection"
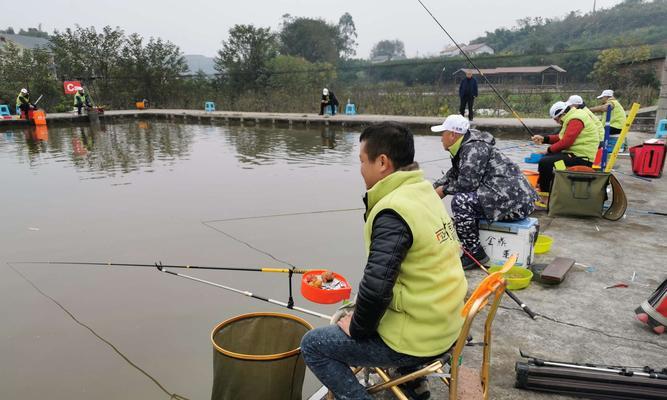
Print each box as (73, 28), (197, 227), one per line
(24, 126), (49, 155)
(224, 125), (356, 168)
(0, 121), (538, 181)
(0, 121), (196, 177)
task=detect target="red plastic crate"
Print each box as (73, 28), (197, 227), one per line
(629, 139), (666, 178)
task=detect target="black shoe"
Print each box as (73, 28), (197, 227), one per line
(461, 247), (489, 271)
(398, 376), (430, 400)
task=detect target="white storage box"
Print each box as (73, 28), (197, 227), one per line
(478, 217), (539, 267)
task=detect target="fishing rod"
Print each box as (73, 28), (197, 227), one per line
(156, 264), (332, 321)
(25, 260), (312, 311)
(625, 208), (667, 217)
(23, 261), (313, 274)
(461, 248), (537, 319)
(34, 94), (44, 106)
(415, 0), (535, 138)
(612, 169), (653, 183)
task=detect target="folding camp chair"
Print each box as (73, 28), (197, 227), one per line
(356, 255), (516, 400)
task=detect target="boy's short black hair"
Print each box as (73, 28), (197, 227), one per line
(359, 122), (414, 169)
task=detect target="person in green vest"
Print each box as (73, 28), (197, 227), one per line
(74, 88), (92, 115)
(16, 88), (36, 119)
(589, 89), (626, 136)
(566, 94), (604, 144)
(531, 101), (600, 191)
(301, 122), (467, 400)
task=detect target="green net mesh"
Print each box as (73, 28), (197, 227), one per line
(211, 313), (312, 400)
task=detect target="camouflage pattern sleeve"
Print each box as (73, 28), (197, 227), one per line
(444, 142), (491, 195)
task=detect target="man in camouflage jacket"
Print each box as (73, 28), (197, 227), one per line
(432, 115), (538, 269)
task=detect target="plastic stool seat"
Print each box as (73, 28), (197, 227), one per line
(345, 103), (356, 115)
(0, 104), (10, 116)
(205, 101), (215, 112)
(656, 119), (667, 139)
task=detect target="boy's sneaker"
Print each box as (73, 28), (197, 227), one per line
(461, 247), (489, 270)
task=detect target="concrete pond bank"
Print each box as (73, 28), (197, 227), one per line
(0, 109), (560, 136)
(374, 130), (667, 399)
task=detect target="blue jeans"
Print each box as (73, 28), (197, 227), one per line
(301, 325), (434, 400)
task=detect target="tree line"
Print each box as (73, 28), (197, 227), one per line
(472, 0), (667, 55)
(0, 2), (663, 116)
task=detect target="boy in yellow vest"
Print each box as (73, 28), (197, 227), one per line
(531, 101), (600, 191)
(301, 122), (467, 400)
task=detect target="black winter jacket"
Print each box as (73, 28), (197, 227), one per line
(349, 209), (412, 339)
(459, 77), (478, 98)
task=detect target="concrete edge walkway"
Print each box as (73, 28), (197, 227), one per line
(0, 109), (560, 136)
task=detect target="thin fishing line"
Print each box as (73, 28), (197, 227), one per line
(201, 221), (297, 268)
(5, 262), (190, 400)
(203, 207), (363, 224)
(612, 169), (653, 183)
(415, 0), (534, 137)
(497, 304), (667, 352)
(201, 142), (537, 228)
(420, 157), (451, 164)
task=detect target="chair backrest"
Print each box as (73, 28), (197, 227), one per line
(449, 255), (515, 400)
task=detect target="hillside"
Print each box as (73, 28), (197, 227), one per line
(472, 0), (667, 54)
(184, 54), (216, 75)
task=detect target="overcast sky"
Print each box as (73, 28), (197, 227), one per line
(2, 0), (624, 58)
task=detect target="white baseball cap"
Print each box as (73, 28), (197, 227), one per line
(323, 88), (329, 95)
(20, 88), (28, 94)
(549, 101), (568, 119)
(566, 95), (584, 106)
(597, 89), (614, 99)
(431, 114), (470, 134)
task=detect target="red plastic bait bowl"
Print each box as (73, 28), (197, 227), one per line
(301, 270), (352, 304)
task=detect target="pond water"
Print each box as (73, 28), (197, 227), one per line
(0, 120), (534, 399)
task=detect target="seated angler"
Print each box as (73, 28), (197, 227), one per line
(301, 122), (467, 400)
(566, 95), (604, 145)
(432, 115), (537, 269)
(589, 89), (626, 137)
(531, 101), (600, 192)
(74, 88), (92, 115)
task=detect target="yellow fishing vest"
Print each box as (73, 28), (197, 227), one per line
(558, 108), (600, 161)
(364, 170), (467, 357)
(16, 94), (29, 107)
(608, 99), (626, 130)
(583, 106), (604, 141)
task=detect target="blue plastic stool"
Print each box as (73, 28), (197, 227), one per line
(606, 136), (619, 153)
(656, 119), (667, 139)
(16, 106), (21, 115)
(324, 105), (338, 116)
(0, 104), (10, 116)
(205, 101), (215, 112)
(606, 135), (628, 153)
(345, 102), (356, 115)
